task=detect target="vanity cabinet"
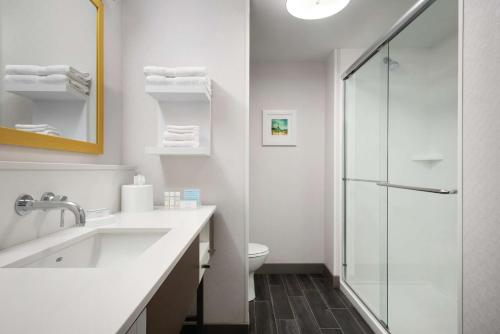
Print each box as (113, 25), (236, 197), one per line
(126, 217), (214, 334)
(147, 237), (200, 334)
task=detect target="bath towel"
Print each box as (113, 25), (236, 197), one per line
(15, 124), (58, 131)
(15, 124), (61, 136)
(145, 75), (176, 85)
(43, 65), (90, 83)
(174, 67), (207, 77)
(5, 65), (43, 75)
(166, 125), (200, 131)
(163, 131), (199, 141)
(144, 66), (207, 78)
(144, 66), (176, 77)
(40, 75), (90, 95)
(4, 75), (39, 84)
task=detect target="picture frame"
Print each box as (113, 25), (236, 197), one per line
(262, 109), (297, 146)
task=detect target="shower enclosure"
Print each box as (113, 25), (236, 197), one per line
(342, 1), (460, 334)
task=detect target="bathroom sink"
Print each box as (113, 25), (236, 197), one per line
(5, 229), (169, 268)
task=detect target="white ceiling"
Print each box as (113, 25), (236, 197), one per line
(251, 0), (418, 62)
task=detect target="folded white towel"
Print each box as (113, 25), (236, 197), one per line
(166, 125), (200, 131)
(144, 66), (207, 78)
(174, 67), (207, 77)
(145, 75), (176, 85)
(162, 140), (199, 148)
(40, 74), (77, 84)
(15, 124), (61, 136)
(163, 132), (199, 141)
(67, 81), (90, 96)
(166, 129), (200, 135)
(144, 66), (176, 77)
(5, 65), (43, 76)
(17, 129), (61, 136)
(4, 75), (39, 84)
(6, 65), (90, 81)
(36, 129), (61, 136)
(43, 65), (90, 82)
(15, 123), (54, 129)
(39, 75), (90, 95)
(175, 76), (211, 87)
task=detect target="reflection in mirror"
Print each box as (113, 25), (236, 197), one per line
(0, 0), (97, 143)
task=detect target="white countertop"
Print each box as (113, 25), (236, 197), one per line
(0, 205), (216, 334)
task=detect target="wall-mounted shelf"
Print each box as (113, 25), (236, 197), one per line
(411, 154), (443, 162)
(146, 78), (212, 157)
(145, 146), (210, 156)
(5, 82), (88, 101)
(145, 85), (211, 102)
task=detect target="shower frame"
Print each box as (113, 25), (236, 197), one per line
(338, 0), (463, 333)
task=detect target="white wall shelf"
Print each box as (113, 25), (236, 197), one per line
(145, 85), (211, 102)
(145, 146), (210, 156)
(5, 82), (89, 101)
(145, 79), (212, 157)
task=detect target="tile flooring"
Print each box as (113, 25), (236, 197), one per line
(249, 274), (374, 334)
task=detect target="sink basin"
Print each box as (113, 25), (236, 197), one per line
(5, 229), (169, 268)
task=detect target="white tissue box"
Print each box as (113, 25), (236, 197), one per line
(121, 185), (153, 213)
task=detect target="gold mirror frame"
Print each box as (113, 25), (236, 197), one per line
(0, 0), (104, 154)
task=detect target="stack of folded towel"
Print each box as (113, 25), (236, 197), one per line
(4, 65), (91, 96)
(162, 125), (200, 148)
(144, 66), (211, 95)
(15, 124), (61, 136)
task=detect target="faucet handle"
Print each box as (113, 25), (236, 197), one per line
(40, 192), (56, 201)
(15, 194), (34, 216)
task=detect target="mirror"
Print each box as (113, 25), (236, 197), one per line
(0, 0), (103, 154)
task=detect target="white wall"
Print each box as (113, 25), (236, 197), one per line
(121, 0), (249, 325)
(0, 162), (134, 250)
(0, 0), (123, 164)
(250, 62), (325, 264)
(462, 0), (500, 332)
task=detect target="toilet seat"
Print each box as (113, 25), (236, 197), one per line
(249, 243), (269, 258)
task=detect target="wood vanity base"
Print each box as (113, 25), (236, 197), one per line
(147, 237), (200, 334)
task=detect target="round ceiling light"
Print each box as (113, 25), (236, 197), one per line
(286, 0), (351, 20)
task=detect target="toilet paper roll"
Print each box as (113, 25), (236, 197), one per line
(121, 185), (153, 213)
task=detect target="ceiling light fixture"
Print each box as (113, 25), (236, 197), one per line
(286, 0), (351, 20)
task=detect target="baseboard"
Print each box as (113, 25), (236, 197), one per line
(257, 263), (341, 288)
(321, 265), (340, 288)
(256, 263), (325, 274)
(181, 324), (249, 334)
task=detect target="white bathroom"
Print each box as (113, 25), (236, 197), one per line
(0, 0), (498, 334)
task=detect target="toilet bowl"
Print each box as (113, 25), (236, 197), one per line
(248, 243), (270, 301)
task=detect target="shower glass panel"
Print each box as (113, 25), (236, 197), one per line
(343, 1), (459, 333)
(387, 190), (458, 334)
(345, 46), (388, 182)
(387, 1), (458, 333)
(344, 45), (388, 324)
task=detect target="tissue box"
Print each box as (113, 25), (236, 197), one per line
(121, 185), (153, 213)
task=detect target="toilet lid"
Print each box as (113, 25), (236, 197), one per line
(249, 243), (269, 257)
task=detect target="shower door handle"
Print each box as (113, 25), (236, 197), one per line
(376, 182), (457, 194)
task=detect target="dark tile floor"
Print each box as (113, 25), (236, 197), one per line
(249, 273), (374, 334)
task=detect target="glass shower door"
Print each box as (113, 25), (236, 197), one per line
(385, 0), (459, 333)
(344, 44), (388, 326)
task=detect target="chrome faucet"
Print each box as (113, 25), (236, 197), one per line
(14, 192), (86, 227)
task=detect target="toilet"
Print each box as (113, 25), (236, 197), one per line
(248, 243), (270, 301)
